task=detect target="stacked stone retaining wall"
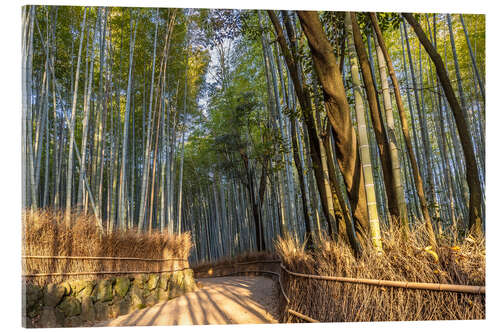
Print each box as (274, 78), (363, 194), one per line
(23, 269), (196, 328)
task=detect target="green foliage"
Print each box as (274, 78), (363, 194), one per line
(194, 9), (242, 49)
(25, 4), (485, 256)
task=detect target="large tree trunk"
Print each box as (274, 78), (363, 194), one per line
(402, 13), (484, 236)
(281, 11), (314, 243)
(177, 106), (186, 235)
(296, 10), (369, 244)
(266, 10), (348, 246)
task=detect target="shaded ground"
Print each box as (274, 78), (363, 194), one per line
(95, 276), (279, 326)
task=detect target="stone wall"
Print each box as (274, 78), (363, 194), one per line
(23, 269), (197, 328)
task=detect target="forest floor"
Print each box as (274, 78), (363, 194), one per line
(95, 276), (279, 326)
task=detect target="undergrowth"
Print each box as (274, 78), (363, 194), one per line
(276, 224), (485, 322)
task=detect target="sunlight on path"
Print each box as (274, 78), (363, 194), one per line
(95, 276), (278, 326)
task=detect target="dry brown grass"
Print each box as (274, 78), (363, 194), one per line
(22, 209), (192, 285)
(276, 224), (485, 322)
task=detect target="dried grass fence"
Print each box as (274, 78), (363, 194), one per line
(22, 210), (192, 285)
(275, 227), (486, 322)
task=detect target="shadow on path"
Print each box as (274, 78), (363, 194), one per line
(94, 275), (278, 326)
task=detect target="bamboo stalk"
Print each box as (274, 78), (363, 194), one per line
(287, 309), (319, 323)
(281, 264), (484, 294)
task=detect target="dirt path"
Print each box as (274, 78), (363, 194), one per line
(95, 276), (279, 326)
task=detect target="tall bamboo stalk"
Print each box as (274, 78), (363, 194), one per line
(65, 8), (87, 226)
(346, 12), (382, 252)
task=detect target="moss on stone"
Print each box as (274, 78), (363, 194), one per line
(92, 279), (113, 302)
(131, 274), (148, 287)
(114, 277), (130, 297)
(43, 283), (66, 307)
(26, 266), (195, 326)
(71, 280), (96, 300)
(147, 274), (160, 290)
(108, 302), (121, 319)
(69, 280), (87, 294)
(128, 285), (144, 308)
(57, 296), (81, 317)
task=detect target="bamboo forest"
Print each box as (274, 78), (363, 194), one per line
(21, 5), (486, 326)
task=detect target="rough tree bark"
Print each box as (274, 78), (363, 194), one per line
(267, 10), (358, 248)
(296, 10), (370, 246)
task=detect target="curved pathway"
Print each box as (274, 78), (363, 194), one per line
(95, 276), (279, 326)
